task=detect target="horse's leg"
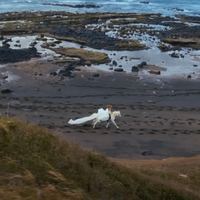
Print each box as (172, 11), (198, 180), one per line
(93, 119), (99, 128)
(111, 118), (119, 129)
(106, 120), (110, 128)
(92, 118), (96, 126)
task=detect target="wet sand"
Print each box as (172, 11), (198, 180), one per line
(1, 59), (200, 160)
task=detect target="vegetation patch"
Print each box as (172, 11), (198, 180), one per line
(0, 116), (198, 200)
(142, 64), (166, 71)
(49, 47), (110, 64)
(44, 33), (86, 45)
(117, 40), (148, 50)
(162, 38), (198, 45)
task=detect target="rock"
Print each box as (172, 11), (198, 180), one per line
(142, 151), (155, 156)
(112, 60), (118, 66)
(187, 75), (192, 79)
(170, 52), (179, 58)
(193, 64), (198, 67)
(149, 70), (161, 75)
(0, 35), (4, 40)
(62, 71), (72, 77)
(140, 1), (149, 4)
(137, 64), (143, 68)
(0, 47), (39, 64)
(49, 27), (147, 51)
(141, 61), (147, 66)
(114, 68), (124, 72)
(131, 66), (139, 72)
(1, 88), (12, 94)
(92, 73), (100, 77)
(0, 74), (8, 79)
(50, 71), (57, 76)
(137, 61), (147, 68)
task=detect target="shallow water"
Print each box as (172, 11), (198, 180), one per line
(1, 35), (200, 80)
(0, 0), (200, 16)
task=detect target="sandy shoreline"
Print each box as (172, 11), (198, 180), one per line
(0, 59), (200, 160)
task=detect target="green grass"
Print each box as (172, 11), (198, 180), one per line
(0, 116), (199, 200)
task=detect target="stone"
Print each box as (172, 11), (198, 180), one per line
(1, 88), (12, 94)
(112, 60), (117, 66)
(92, 73), (100, 77)
(170, 52), (179, 58)
(142, 151), (155, 156)
(149, 70), (161, 75)
(114, 68), (124, 72)
(50, 71), (57, 76)
(140, 61), (147, 66)
(131, 66), (139, 72)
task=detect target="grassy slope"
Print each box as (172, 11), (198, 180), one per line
(0, 116), (199, 200)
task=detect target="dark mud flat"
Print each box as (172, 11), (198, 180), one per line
(1, 60), (200, 160)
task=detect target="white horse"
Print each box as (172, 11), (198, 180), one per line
(68, 108), (110, 125)
(92, 111), (121, 129)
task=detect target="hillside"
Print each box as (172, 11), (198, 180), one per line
(0, 116), (199, 200)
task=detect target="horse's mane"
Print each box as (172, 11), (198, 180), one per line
(111, 111), (120, 116)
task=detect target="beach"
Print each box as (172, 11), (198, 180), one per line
(1, 58), (200, 160)
(0, 8), (200, 160)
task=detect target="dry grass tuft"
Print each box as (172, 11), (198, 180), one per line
(49, 47), (110, 64)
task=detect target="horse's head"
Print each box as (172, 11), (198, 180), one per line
(114, 111), (121, 117)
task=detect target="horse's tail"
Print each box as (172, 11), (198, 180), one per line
(68, 119), (74, 124)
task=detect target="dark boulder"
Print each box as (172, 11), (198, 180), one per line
(1, 88), (12, 94)
(170, 52), (179, 58)
(140, 1), (149, 4)
(92, 73), (100, 77)
(149, 70), (161, 75)
(50, 71), (57, 76)
(62, 71), (72, 77)
(114, 68), (124, 72)
(141, 61), (147, 66)
(131, 66), (139, 72)
(137, 61), (147, 68)
(112, 60), (118, 66)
